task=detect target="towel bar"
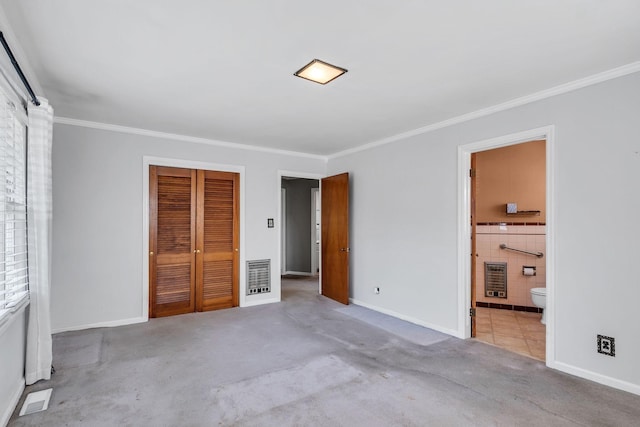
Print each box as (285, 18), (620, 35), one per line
(499, 244), (543, 258)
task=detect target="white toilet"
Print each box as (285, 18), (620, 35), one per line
(530, 287), (547, 324)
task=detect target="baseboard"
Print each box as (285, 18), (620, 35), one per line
(242, 297), (280, 307)
(51, 316), (147, 334)
(349, 298), (460, 338)
(1, 377), (24, 427)
(476, 301), (542, 313)
(283, 271), (314, 276)
(549, 361), (640, 396)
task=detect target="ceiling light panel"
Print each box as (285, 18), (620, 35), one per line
(294, 59), (347, 85)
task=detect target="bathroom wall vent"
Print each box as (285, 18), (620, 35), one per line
(247, 259), (271, 295)
(485, 262), (507, 298)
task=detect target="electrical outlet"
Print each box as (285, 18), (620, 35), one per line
(597, 334), (615, 357)
(373, 287), (380, 294)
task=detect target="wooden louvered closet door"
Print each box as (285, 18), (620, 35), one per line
(150, 166), (239, 318)
(149, 166), (197, 317)
(196, 170), (239, 311)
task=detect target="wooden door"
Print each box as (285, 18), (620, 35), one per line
(196, 170), (239, 311)
(470, 154), (477, 337)
(149, 166), (197, 317)
(321, 173), (349, 304)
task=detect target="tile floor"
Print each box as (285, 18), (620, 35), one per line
(474, 307), (546, 361)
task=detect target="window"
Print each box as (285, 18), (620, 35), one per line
(0, 88), (29, 322)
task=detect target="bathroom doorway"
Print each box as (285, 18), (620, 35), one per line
(458, 126), (555, 365)
(471, 139), (546, 361)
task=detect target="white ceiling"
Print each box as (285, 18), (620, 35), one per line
(3, 1), (640, 155)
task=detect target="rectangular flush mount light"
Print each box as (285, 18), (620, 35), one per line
(294, 59), (347, 84)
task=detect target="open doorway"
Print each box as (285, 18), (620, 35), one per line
(280, 176), (320, 296)
(471, 140), (547, 361)
(458, 126), (555, 365)
(279, 171), (350, 305)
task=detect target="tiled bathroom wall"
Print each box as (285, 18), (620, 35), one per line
(475, 224), (546, 308)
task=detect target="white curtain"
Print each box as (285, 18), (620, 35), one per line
(25, 98), (54, 385)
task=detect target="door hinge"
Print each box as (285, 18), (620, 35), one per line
(470, 308), (476, 317)
(469, 168), (476, 178)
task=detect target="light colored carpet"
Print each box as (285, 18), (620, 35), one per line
(336, 305), (449, 346)
(10, 278), (640, 426)
(51, 330), (103, 370)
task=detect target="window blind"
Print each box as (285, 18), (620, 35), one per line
(0, 88), (28, 318)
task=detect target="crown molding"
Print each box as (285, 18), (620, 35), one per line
(53, 61), (640, 161)
(329, 61), (640, 159)
(53, 116), (329, 161)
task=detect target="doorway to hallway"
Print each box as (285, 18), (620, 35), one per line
(281, 177), (319, 277)
(278, 172), (351, 305)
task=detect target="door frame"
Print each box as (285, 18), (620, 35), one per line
(142, 156), (245, 321)
(281, 188), (287, 274)
(457, 125), (555, 366)
(310, 187), (320, 275)
(277, 170), (325, 295)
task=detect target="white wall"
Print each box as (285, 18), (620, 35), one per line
(0, 309), (26, 426)
(51, 123), (326, 332)
(327, 72), (640, 393)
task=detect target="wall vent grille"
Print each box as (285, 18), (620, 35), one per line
(484, 262), (507, 298)
(247, 259), (270, 295)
